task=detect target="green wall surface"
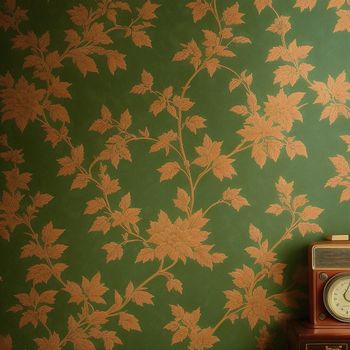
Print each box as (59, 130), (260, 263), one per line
(1, 0), (350, 349)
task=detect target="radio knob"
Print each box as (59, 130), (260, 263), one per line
(320, 272), (329, 281)
(319, 312), (327, 320)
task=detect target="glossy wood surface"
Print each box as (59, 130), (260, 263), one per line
(287, 321), (350, 350)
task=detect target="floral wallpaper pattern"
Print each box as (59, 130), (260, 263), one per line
(1, 0), (350, 349)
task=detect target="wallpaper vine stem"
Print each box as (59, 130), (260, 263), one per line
(1, 0), (350, 349)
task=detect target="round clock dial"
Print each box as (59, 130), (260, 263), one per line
(323, 273), (350, 322)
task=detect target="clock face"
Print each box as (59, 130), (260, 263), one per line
(323, 273), (350, 322)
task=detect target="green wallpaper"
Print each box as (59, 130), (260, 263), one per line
(1, 0), (350, 349)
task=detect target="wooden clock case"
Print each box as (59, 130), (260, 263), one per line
(287, 239), (350, 349)
(308, 240), (350, 328)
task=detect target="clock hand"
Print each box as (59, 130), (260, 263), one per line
(343, 281), (350, 302)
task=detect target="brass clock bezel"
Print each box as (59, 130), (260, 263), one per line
(323, 272), (350, 323)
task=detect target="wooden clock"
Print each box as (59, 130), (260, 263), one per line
(308, 238), (350, 328)
(287, 236), (350, 350)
